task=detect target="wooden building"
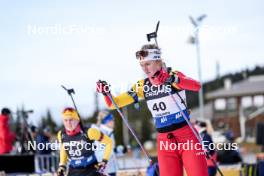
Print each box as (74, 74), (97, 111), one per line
(205, 75), (264, 140)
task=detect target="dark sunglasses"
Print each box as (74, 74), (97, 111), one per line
(135, 50), (148, 59)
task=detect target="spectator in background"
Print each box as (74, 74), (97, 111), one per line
(30, 125), (38, 140)
(195, 121), (217, 176)
(217, 130), (242, 165)
(35, 126), (52, 172)
(92, 111), (117, 176)
(0, 108), (16, 154)
(36, 127), (52, 154)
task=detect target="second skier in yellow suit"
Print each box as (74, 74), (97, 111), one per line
(56, 107), (113, 176)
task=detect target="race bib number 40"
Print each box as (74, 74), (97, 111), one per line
(147, 92), (187, 118)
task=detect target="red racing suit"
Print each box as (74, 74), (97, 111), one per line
(102, 70), (208, 176)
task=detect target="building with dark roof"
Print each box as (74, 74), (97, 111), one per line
(204, 75), (264, 140)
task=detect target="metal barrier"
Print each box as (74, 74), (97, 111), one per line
(34, 154), (59, 173)
(116, 156), (149, 170)
(34, 153), (149, 173)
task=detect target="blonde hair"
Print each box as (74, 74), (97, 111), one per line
(140, 44), (165, 69)
(141, 44), (159, 50)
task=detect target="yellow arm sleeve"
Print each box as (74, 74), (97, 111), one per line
(87, 128), (113, 161)
(108, 79), (145, 109)
(57, 131), (68, 166)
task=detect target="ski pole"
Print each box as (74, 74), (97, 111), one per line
(169, 91), (224, 176)
(147, 21), (160, 47)
(106, 92), (160, 175)
(62, 85), (109, 175)
(106, 92), (152, 163)
(61, 85), (85, 131)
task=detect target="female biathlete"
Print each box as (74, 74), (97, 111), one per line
(96, 44), (209, 176)
(56, 107), (113, 176)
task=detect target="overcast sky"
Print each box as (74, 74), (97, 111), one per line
(0, 0), (263, 125)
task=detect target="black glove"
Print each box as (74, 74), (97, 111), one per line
(96, 159), (108, 173)
(57, 165), (66, 176)
(165, 73), (179, 85)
